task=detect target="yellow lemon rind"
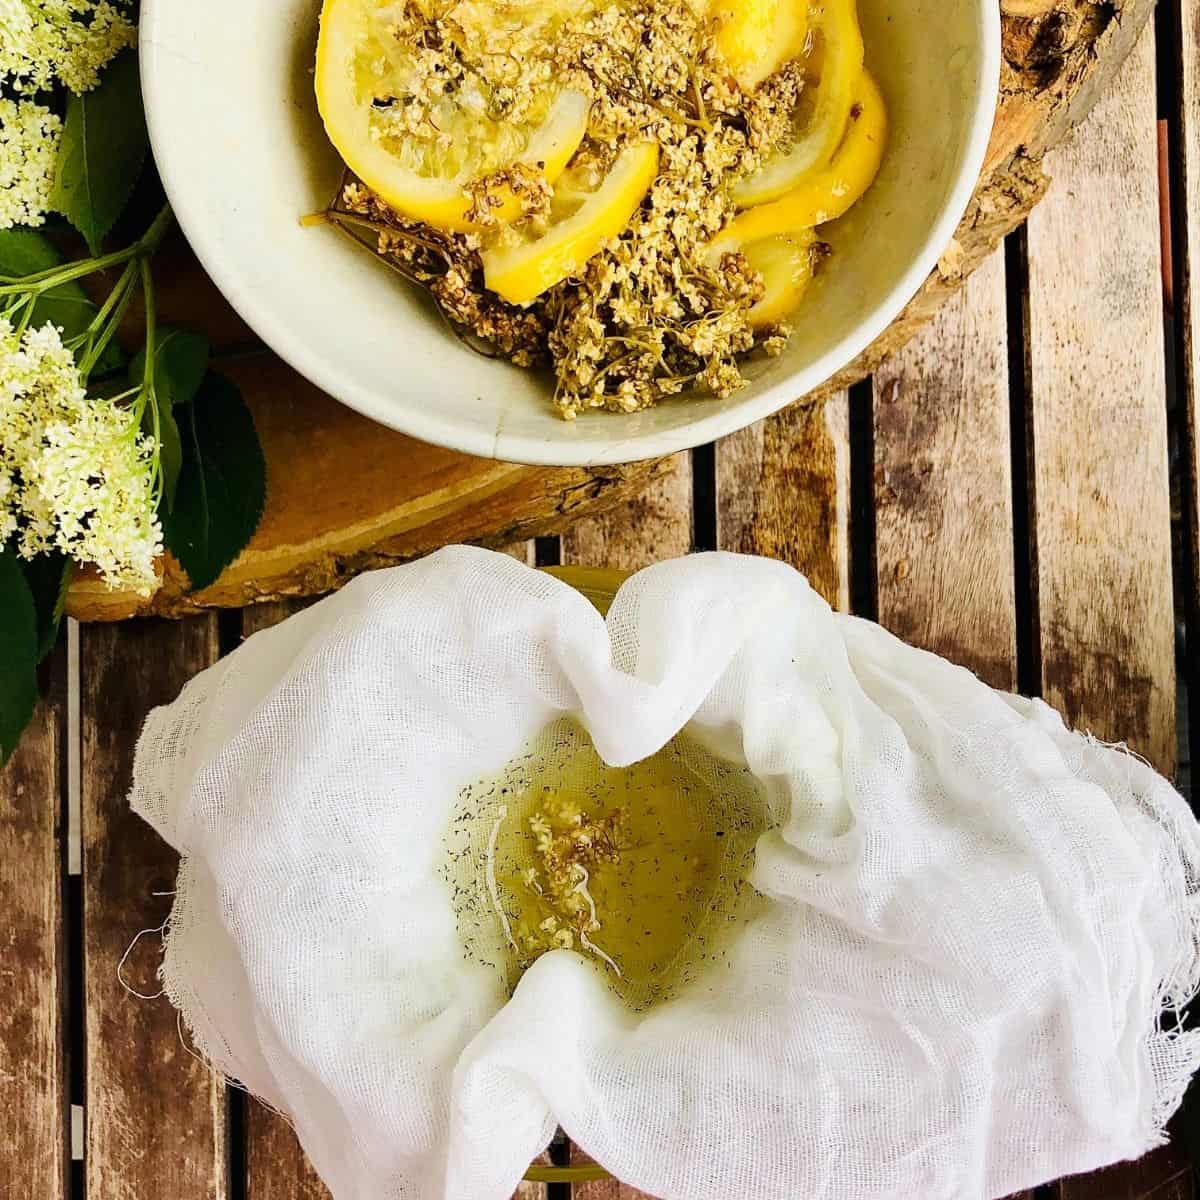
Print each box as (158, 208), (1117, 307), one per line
(731, 0), (865, 209)
(482, 141), (660, 306)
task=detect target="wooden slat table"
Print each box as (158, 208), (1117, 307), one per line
(2, 3), (1198, 1197)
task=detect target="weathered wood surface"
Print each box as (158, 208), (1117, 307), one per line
(1180, 0), (1200, 771)
(81, 619), (228, 1198)
(1025, 25), (1176, 772)
(64, 0), (1158, 623)
(0, 650), (67, 1200)
(872, 248), (1017, 689)
(716, 394), (850, 611)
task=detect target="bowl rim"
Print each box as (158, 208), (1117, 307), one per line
(140, 0), (1002, 468)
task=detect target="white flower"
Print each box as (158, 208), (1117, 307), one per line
(0, 0), (136, 95)
(0, 99), (62, 230)
(0, 318), (161, 595)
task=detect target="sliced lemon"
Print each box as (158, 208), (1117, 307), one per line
(707, 227), (817, 326)
(712, 0), (808, 92)
(717, 70), (886, 243)
(315, 0), (590, 232)
(482, 141), (659, 305)
(732, 0), (865, 208)
(742, 232), (818, 325)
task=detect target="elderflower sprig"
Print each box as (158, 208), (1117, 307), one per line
(0, 0), (136, 96)
(0, 317), (161, 592)
(0, 98), (62, 230)
(0, 203), (173, 593)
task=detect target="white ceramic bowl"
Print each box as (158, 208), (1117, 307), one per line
(141, 0), (1000, 466)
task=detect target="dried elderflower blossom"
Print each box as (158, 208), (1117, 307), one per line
(0, 0), (137, 95)
(0, 98), (61, 229)
(0, 319), (161, 593)
(515, 794), (625, 970)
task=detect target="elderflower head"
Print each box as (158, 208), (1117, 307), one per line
(0, 319), (161, 595)
(0, 0), (136, 95)
(0, 99), (62, 229)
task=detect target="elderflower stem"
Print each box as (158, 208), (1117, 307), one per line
(0, 204), (174, 298)
(137, 257), (164, 509)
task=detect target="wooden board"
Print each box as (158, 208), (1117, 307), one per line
(80, 619), (229, 1199)
(715, 394), (850, 611)
(1024, 18), (1188, 1199)
(872, 248), (1017, 689)
(1025, 25), (1176, 772)
(64, 0), (1159, 624)
(1180, 0), (1200, 789)
(0, 649), (68, 1200)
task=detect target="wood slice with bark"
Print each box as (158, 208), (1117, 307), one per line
(65, 0), (1158, 623)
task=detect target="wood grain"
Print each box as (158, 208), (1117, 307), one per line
(1058, 1139), (1194, 1200)
(715, 395), (850, 610)
(81, 618), (228, 1199)
(1181, 0), (1200, 726)
(1025, 25), (1176, 773)
(0, 648), (67, 1200)
(65, 354), (671, 622)
(872, 248), (1017, 689)
(561, 453), (693, 569)
(1027, 23), (1190, 1196)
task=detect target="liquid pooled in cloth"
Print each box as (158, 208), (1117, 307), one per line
(443, 717), (769, 1010)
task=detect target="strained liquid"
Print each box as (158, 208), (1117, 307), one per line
(443, 717), (768, 1010)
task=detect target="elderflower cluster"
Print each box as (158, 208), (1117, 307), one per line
(0, 0), (136, 95)
(0, 99), (62, 229)
(0, 319), (161, 594)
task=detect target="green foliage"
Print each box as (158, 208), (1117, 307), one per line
(0, 229), (124, 373)
(130, 328), (211, 510)
(0, 553), (39, 767)
(50, 49), (149, 255)
(161, 372), (266, 592)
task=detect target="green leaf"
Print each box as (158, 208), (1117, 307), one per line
(20, 554), (74, 663)
(0, 550), (40, 766)
(131, 329), (210, 511)
(161, 372), (266, 592)
(50, 49), (148, 255)
(0, 229), (124, 374)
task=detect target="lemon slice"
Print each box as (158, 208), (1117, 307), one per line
(482, 141), (659, 305)
(732, 0), (865, 208)
(315, 0), (590, 232)
(741, 233), (818, 326)
(712, 0), (808, 92)
(717, 71), (886, 242)
(707, 227), (817, 326)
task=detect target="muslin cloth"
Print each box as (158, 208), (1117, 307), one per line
(130, 547), (1200, 1200)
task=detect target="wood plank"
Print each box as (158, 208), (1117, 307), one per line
(715, 396), (850, 610)
(81, 618), (227, 1198)
(1180, 0), (1200, 784)
(1058, 1139), (1194, 1200)
(561, 453), (693, 569)
(66, 354), (670, 622)
(1026, 18), (1191, 1199)
(0, 647), (67, 1200)
(1025, 23), (1176, 773)
(872, 248), (1017, 689)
